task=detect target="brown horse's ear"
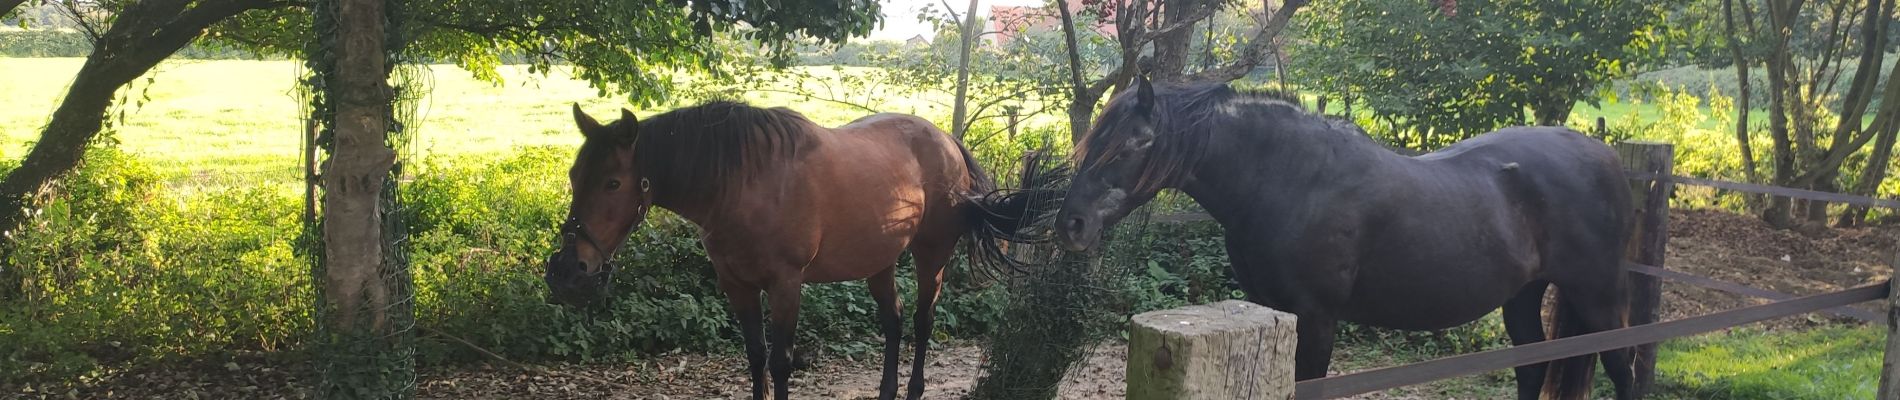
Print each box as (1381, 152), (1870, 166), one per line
(617, 108), (639, 144)
(573, 103), (604, 138)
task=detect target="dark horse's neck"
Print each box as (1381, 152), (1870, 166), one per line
(1174, 101), (1404, 226)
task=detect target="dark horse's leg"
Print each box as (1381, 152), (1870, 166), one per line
(720, 280), (769, 400)
(1502, 282), (1551, 400)
(867, 268), (904, 400)
(767, 279), (805, 400)
(1294, 315), (1338, 380)
(904, 243), (955, 400)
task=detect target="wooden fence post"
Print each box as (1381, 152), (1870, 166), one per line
(1877, 244), (1900, 400)
(1128, 300), (1297, 400)
(1616, 140), (1673, 399)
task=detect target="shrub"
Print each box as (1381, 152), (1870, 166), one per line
(0, 146), (308, 382)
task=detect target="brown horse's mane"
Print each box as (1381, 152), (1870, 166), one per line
(606, 100), (814, 201)
(1079, 82), (1368, 193)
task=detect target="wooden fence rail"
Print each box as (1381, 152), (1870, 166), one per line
(1291, 281), (1890, 399)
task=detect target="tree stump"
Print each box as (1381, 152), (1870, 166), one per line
(1127, 300), (1297, 400)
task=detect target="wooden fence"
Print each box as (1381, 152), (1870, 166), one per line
(1125, 141), (1900, 399)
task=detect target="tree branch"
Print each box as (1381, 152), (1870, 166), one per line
(1183, 0), (1307, 82)
(746, 87), (882, 114)
(1138, 4), (1219, 43)
(0, 0), (28, 21)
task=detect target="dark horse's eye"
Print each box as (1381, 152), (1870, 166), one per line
(606, 180), (622, 190)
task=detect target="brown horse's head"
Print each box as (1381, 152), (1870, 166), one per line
(1056, 75), (1200, 252)
(546, 105), (652, 307)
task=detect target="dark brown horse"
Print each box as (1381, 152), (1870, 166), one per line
(1055, 78), (1635, 400)
(545, 101), (1062, 400)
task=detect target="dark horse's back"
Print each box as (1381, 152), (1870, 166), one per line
(1336, 126), (1631, 331)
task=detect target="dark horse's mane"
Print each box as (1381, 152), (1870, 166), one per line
(1080, 82), (1373, 192)
(601, 100), (813, 198)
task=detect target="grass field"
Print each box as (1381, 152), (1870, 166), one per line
(0, 58), (1021, 185)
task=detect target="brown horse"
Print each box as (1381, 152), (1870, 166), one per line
(545, 101), (1063, 400)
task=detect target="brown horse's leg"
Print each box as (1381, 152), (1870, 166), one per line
(721, 280), (769, 400)
(868, 268), (904, 400)
(1294, 314), (1338, 380)
(766, 279), (804, 400)
(1501, 282), (1551, 400)
(905, 244), (954, 400)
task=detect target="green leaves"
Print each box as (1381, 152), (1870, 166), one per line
(1289, 0), (1678, 149)
(205, 0), (882, 106)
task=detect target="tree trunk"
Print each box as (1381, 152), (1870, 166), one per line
(1532, 97), (1574, 126)
(949, 0), (979, 139)
(1055, 0), (1102, 142)
(312, 0), (410, 396)
(1723, 0), (1762, 209)
(1762, 0), (1801, 228)
(1791, 0), (1898, 189)
(1182, 0), (1308, 83)
(324, 0), (395, 338)
(1842, 117), (1900, 226)
(1151, 0), (1207, 82)
(0, 0), (275, 245)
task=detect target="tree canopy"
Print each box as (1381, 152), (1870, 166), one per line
(1290, 0), (1675, 149)
(210, 0), (882, 104)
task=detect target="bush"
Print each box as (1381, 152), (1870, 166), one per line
(0, 146), (308, 382)
(1619, 56), (1898, 110)
(0, 138), (1262, 386)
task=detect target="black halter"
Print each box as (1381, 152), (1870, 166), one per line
(555, 177), (652, 280)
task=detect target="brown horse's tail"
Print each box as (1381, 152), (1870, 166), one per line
(959, 145), (1069, 274)
(1542, 287), (1599, 400)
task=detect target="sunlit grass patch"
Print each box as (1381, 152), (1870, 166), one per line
(1656, 326), (1883, 399)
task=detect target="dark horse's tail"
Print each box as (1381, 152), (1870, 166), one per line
(1541, 286), (1599, 400)
(957, 143), (1069, 274)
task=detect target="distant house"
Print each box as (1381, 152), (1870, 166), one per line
(905, 34), (930, 47)
(986, 1), (1120, 46)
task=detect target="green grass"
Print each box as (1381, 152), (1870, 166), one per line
(0, 58), (1037, 186)
(1656, 326), (1886, 399)
(1327, 312), (1887, 400)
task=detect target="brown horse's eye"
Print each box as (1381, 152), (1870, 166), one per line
(606, 180), (622, 190)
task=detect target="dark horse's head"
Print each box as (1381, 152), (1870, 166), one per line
(1056, 75), (1211, 251)
(545, 105), (653, 307)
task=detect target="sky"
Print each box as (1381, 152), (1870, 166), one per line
(863, 0), (1045, 41)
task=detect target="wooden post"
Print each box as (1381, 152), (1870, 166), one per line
(1597, 117), (1609, 141)
(1127, 300), (1297, 400)
(1006, 106), (1020, 141)
(1876, 243), (1900, 400)
(1616, 140), (1673, 399)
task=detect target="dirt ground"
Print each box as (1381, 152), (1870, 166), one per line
(13, 209), (1893, 400)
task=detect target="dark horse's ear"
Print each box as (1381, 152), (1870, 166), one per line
(573, 103), (604, 138)
(617, 108), (640, 145)
(1134, 73), (1156, 111)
